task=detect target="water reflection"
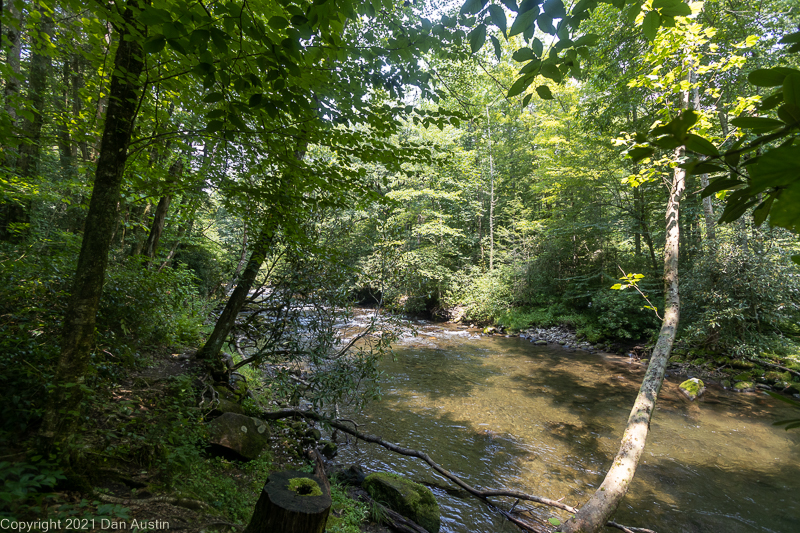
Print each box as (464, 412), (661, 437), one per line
(337, 324), (800, 532)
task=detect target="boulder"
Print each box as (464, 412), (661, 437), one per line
(363, 472), (440, 533)
(733, 381), (755, 393)
(207, 412), (270, 460)
(533, 340), (547, 346)
(679, 378), (705, 401)
(211, 397), (245, 417)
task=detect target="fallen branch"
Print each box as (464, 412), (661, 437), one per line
(259, 409), (653, 533)
(606, 522), (656, 533)
(355, 489), (432, 533)
(746, 357), (800, 380)
(95, 493), (210, 511)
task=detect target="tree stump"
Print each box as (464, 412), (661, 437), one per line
(244, 470), (331, 533)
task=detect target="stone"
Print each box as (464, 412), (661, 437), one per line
(363, 472), (440, 533)
(534, 340), (547, 345)
(733, 372), (752, 382)
(207, 412), (270, 460)
(679, 378), (705, 401)
(721, 379), (732, 389)
(733, 381), (755, 393)
(210, 397), (245, 417)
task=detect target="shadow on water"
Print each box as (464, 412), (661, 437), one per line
(338, 329), (800, 533)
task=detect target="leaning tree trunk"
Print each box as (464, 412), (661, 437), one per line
(196, 219), (276, 374)
(40, 0), (146, 443)
(244, 470), (331, 533)
(561, 156), (686, 533)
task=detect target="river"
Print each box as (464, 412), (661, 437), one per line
(335, 320), (800, 533)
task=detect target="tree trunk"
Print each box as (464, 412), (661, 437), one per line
(561, 153), (685, 533)
(486, 106), (495, 272)
(223, 223), (249, 295)
(142, 160), (183, 261)
(40, 1), (146, 443)
(699, 173), (716, 245)
(196, 219), (276, 372)
(244, 470), (331, 533)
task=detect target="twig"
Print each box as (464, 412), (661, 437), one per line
(95, 493), (210, 511)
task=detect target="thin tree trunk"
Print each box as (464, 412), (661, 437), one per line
(41, 0), (147, 443)
(699, 174), (716, 245)
(2, 0), (21, 132)
(486, 106), (495, 272)
(562, 151), (685, 533)
(196, 219), (276, 373)
(142, 160), (183, 261)
(224, 223), (249, 295)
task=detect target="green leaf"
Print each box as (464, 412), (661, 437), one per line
(660, 3), (691, 17)
(548, 518), (562, 526)
(779, 31), (800, 44)
(490, 35), (502, 61)
(468, 24), (487, 54)
(642, 11), (661, 41)
(540, 62), (562, 82)
(248, 93), (264, 107)
(748, 146), (800, 190)
(536, 85), (554, 99)
(488, 4), (507, 36)
(269, 16), (290, 29)
(684, 134), (719, 156)
(752, 194), (775, 227)
(748, 68), (800, 87)
(701, 178), (745, 198)
(189, 29), (210, 52)
(509, 5), (539, 38)
(573, 33), (599, 47)
(522, 93), (533, 107)
(729, 116), (784, 130)
(142, 35), (166, 54)
(628, 146), (654, 162)
(206, 120), (225, 132)
(652, 0), (681, 8)
(203, 92), (224, 103)
(209, 27), (228, 54)
(685, 162), (726, 175)
(460, 0), (488, 16)
(513, 48), (536, 62)
(501, 0), (519, 12)
(531, 38), (543, 58)
(519, 58), (542, 74)
(508, 75), (534, 98)
(138, 7), (171, 26)
(537, 13), (555, 35)
(783, 73), (800, 108)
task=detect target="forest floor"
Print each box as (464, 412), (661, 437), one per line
(24, 346), (393, 533)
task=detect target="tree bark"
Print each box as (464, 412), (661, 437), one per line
(561, 154), (685, 533)
(244, 470), (331, 533)
(142, 160), (183, 261)
(41, 0), (147, 442)
(196, 219), (276, 372)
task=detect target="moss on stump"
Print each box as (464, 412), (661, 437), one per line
(363, 472), (440, 533)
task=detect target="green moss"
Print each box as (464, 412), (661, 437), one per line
(733, 381), (755, 392)
(363, 472), (440, 533)
(733, 372), (752, 382)
(679, 378), (705, 400)
(288, 477), (323, 497)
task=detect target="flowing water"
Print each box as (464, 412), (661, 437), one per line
(336, 321), (800, 533)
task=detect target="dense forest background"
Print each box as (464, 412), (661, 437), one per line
(1, 0), (799, 531)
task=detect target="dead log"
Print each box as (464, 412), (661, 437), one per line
(244, 470), (331, 533)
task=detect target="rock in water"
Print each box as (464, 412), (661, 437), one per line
(207, 412), (270, 460)
(679, 378), (705, 401)
(363, 472), (440, 533)
(244, 470), (331, 533)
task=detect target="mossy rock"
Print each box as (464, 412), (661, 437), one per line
(363, 473), (440, 533)
(731, 360), (757, 369)
(721, 379), (732, 389)
(733, 372), (752, 382)
(668, 355), (683, 363)
(733, 381), (755, 393)
(679, 378), (705, 401)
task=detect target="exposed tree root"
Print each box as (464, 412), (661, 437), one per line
(261, 409), (655, 533)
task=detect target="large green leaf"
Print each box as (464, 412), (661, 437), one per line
(642, 11), (660, 41)
(660, 3), (691, 17)
(143, 35), (166, 54)
(460, 0), (488, 16)
(509, 5), (539, 37)
(748, 67), (800, 87)
(540, 62), (562, 82)
(748, 146), (800, 189)
(513, 48), (537, 62)
(508, 74), (534, 98)
(783, 73), (800, 108)
(701, 178), (745, 198)
(488, 4), (507, 36)
(536, 85), (554, 99)
(684, 134), (719, 156)
(729, 116), (784, 130)
(468, 24), (487, 53)
(490, 35), (502, 61)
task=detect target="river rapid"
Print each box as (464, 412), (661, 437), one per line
(336, 319), (800, 533)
